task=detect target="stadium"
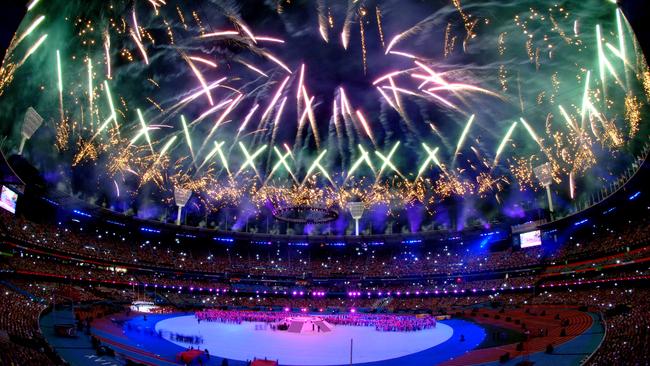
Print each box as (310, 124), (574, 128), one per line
(0, 0), (648, 365)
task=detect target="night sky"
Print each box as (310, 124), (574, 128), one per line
(0, 1), (648, 232)
(1, 1), (647, 60)
(0, 1), (27, 58)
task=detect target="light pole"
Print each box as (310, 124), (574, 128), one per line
(347, 202), (364, 236)
(173, 187), (192, 225)
(18, 107), (44, 155)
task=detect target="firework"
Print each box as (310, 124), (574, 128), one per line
(261, 76), (290, 122)
(27, 0), (40, 11)
(354, 110), (376, 146)
(558, 105), (579, 133)
(193, 99), (234, 125)
(188, 56), (217, 68)
(130, 30), (149, 65)
(237, 143), (267, 179)
(263, 52), (292, 74)
(493, 122), (517, 167)
(269, 96), (288, 150)
(454, 114), (475, 160)
(200, 30), (239, 38)
(375, 142), (403, 180)
(417, 144), (441, 178)
(19, 33), (47, 66)
(103, 30), (111, 79)
(103, 80), (118, 129)
(56, 50), (63, 93)
(184, 54), (213, 106)
(581, 71), (591, 128)
(239, 104), (259, 133)
(301, 87), (321, 148)
(625, 93), (642, 137)
(202, 94), (243, 153)
(237, 22), (257, 44)
(266, 146), (296, 184)
(181, 115), (194, 162)
(158, 135), (177, 161)
(1, 0), (646, 227)
(240, 61), (268, 78)
(254, 36), (285, 44)
(346, 145), (375, 182)
(134, 109), (154, 152)
(12, 15), (45, 50)
(304, 149), (332, 185)
(519, 118), (542, 148)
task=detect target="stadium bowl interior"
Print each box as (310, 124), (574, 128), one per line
(0, 0), (648, 365)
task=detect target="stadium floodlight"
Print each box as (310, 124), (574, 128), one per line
(174, 187), (192, 225)
(348, 201), (365, 236)
(19, 107), (44, 155)
(534, 163), (554, 213)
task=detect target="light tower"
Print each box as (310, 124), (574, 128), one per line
(19, 107), (44, 155)
(173, 187), (192, 225)
(534, 162), (554, 214)
(347, 201), (364, 236)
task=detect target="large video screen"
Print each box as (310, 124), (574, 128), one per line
(0, 186), (18, 214)
(519, 230), (542, 248)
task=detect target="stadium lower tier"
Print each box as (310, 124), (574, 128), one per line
(0, 277), (647, 366)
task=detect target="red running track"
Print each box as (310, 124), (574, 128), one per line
(440, 306), (593, 366)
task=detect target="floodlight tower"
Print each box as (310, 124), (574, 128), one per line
(19, 107), (44, 155)
(347, 202), (365, 236)
(174, 188), (192, 225)
(534, 163), (554, 215)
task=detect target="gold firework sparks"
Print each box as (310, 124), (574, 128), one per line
(443, 22), (456, 58)
(55, 117), (70, 151)
(359, 7), (368, 75)
(497, 32), (507, 56)
(375, 6), (385, 48)
(509, 156), (536, 191)
(624, 92), (642, 137)
(641, 70), (650, 100)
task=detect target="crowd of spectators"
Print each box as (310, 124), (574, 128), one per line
(529, 288), (650, 365)
(2, 210), (648, 280)
(6, 278), (135, 305)
(0, 286), (62, 365)
(547, 216), (650, 262)
(1, 250), (542, 309)
(195, 309), (437, 332)
(326, 313), (437, 331)
(544, 246), (650, 275)
(162, 290), (535, 314)
(540, 267), (649, 288)
(586, 291), (650, 365)
(0, 252), (230, 292)
(354, 276), (536, 295)
(0, 210), (535, 279)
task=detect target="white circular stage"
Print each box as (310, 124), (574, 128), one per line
(155, 315), (454, 365)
